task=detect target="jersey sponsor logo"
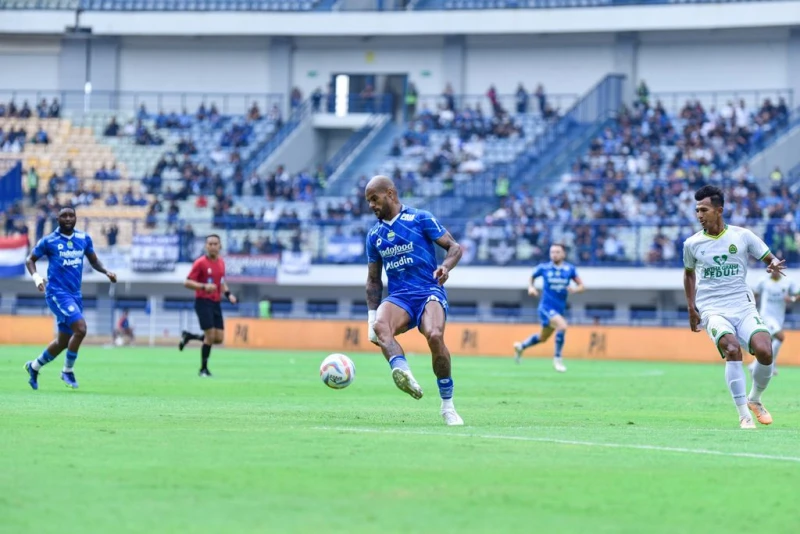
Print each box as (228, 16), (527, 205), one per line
(57, 244), (64, 250)
(385, 256), (414, 271)
(380, 242), (414, 258)
(376, 237), (382, 247)
(58, 250), (84, 259)
(62, 257), (82, 267)
(400, 213), (415, 222)
(729, 244), (738, 254)
(703, 255), (739, 278)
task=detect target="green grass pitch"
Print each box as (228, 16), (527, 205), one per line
(2, 345), (800, 534)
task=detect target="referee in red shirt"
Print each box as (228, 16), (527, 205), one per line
(179, 234), (237, 377)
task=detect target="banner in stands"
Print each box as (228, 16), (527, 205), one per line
(280, 251), (311, 275)
(131, 235), (179, 272)
(0, 235), (28, 278)
(226, 254), (280, 283)
(325, 236), (364, 264)
(224, 319), (800, 366)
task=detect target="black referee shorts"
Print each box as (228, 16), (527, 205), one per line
(195, 298), (224, 331)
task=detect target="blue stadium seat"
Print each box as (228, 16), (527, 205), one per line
(163, 299), (195, 310)
(270, 300), (293, 315)
(449, 303), (478, 317)
(350, 301), (369, 316)
(491, 303), (521, 318)
(307, 301), (338, 315)
(115, 298), (148, 310)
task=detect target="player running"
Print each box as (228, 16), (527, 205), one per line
(750, 269), (798, 376)
(364, 175), (464, 425)
(23, 206), (117, 389)
(179, 234), (237, 377)
(513, 244), (584, 372)
(683, 185), (784, 429)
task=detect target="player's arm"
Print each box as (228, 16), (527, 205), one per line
(568, 275), (585, 294)
(746, 230), (785, 275)
(366, 258), (383, 345)
(25, 250), (45, 292)
(760, 252), (786, 276)
(528, 267), (541, 297)
(433, 231), (462, 286)
(221, 277), (237, 304)
(86, 250), (117, 283)
(184, 260), (215, 293)
(682, 243), (701, 332)
(683, 269), (701, 332)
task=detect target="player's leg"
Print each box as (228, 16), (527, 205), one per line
(201, 306), (225, 377)
(707, 315), (754, 428)
(745, 322), (774, 425)
(193, 300), (216, 376)
(60, 317), (88, 388)
(179, 328), (205, 351)
(372, 299), (421, 399)
(25, 330), (70, 390)
(771, 330), (785, 374)
(419, 299), (463, 425)
(513, 308), (555, 363)
(549, 314), (568, 373)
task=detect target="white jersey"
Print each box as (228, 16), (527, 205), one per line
(683, 225), (770, 318)
(755, 275), (797, 327)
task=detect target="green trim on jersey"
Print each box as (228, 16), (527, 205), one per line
(758, 249), (771, 261)
(703, 224), (728, 240)
(714, 330), (735, 359)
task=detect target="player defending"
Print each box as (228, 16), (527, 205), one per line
(750, 269), (798, 376)
(24, 206), (117, 389)
(179, 234), (237, 377)
(513, 244), (584, 372)
(114, 308), (135, 346)
(683, 185), (784, 429)
(364, 175), (464, 425)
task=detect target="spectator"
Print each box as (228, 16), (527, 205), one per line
(104, 117), (120, 137)
(26, 167), (39, 206)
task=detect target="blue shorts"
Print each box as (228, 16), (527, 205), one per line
(385, 288), (448, 331)
(538, 306), (565, 328)
(46, 293), (84, 334)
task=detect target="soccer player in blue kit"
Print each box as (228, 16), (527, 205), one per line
(364, 176), (464, 425)
(23, 206), (117, 389)
(514, 244), (585, 372)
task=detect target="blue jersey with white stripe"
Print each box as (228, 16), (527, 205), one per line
(366, 206), (446, 296)
(532, 261), (578, 313)
(33, 230), (94, 297)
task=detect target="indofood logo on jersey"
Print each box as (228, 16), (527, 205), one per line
(59, 248), (84, 267)
(380, 242), (414, 270)
(703, 254), (739, 279)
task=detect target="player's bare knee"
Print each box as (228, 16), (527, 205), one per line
(373, 320), (393, 343)
(214, 333), (224, 345)
(72, 323), (87, 338)
(753, 344), (773, 365)
(424, 327), (445, 348)
(721, 342), (741, 361)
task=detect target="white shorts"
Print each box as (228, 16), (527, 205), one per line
(761, 316), (784, 336)
(704, 310), (771, 357)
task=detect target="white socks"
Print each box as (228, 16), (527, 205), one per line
(725, 361), (749, 418)
(748, 361), (773, 403)
(772, 338), (782, 363)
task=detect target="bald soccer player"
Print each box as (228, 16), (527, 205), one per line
(364, 175), (465, 425)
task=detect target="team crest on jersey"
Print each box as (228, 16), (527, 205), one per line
(729, 244), (738, 254)
(712, 328), (718, 336)
(387, 231), (396, 242)
(67, 241), (73, 249)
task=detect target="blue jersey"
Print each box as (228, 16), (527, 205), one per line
(366, 206), (446, 296)
(33, 230), (95, 297)
(532, 261), (578, 314)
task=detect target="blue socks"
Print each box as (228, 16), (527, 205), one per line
(555, 331), (565, 359)
(64, 350), (78, 371)
(32, 350), (56, 370)
(389, 355), (410, 372)
(521, 333), (540, 349)
(437, 377), (454, 400)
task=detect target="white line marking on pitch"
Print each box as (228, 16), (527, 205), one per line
(487, 370), (666, 378)
(313, 427), (800, 464)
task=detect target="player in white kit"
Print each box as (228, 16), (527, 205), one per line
(683, 185), (786, 429)
(750, 270), (798, 376)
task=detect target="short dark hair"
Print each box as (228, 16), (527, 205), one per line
(551, 243), (567, 253)
(206, 234), (221, 242)
(695, 185), (724, 208)
(58, 206), (76, 215)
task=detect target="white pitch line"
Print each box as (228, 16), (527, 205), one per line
(313, 427), (800, 464)
(487, 370), (666, 378)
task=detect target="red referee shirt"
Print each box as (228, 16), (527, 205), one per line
(187, 255), (226, 302)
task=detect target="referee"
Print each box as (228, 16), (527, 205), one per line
(179, 234), (237, 377)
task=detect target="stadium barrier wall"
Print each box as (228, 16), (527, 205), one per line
(225, 318), (800, 365)
(0, 316), (54, 344)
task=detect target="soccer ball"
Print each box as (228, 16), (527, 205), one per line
(320, 353), (356, 389)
